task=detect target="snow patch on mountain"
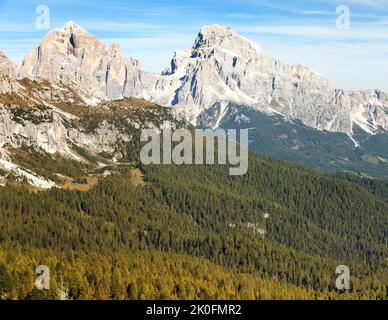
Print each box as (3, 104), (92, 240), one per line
(0, 158), (56, 188)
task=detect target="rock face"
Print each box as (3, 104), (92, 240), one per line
(18, 22), (388, 136)
(0, 51), (16, 79)
(0, 48), (181, 188)
(150, 25), (388, 135)
(0, 50), (19, 95)
(1, 24), (388, 185)
(19, 21), (155, 100)
(0, 78), (122, 158)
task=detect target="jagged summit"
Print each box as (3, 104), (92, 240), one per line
(195, 24), (235, 46)
(196, 24), (248, 44)
(18, 21), (151, 100)
(1, 22), (388, 187)
(62, 20), (83, 31)
(200, 24), (232, 33)
(196, 24), (252, 44)
(13, 22), (388, 136)
(193, 24), (266, 59)
(152, 24), (340, 127)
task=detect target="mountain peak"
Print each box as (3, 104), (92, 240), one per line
(195, 24), (239, 48)
(26, 20), (103, 60)
(199, 24), (233, 35)
(18, 20), (150, 100)
(194, 24), (264, 57)
(14, 21), (388, 138)
(62, 20), (84, 33)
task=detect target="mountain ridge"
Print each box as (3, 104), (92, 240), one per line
(11, 21), (388, 138)
(0, 23), (387, 301)
(1, 21), (388, 184)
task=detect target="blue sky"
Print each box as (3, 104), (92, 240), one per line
(0, 0), (387, 90)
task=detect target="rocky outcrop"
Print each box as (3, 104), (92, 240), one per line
(0, 50), (16, 79)
(0, 71), (159, 160)
(0, 50), (19, 95)
(1, 24), (388, 186)
(16, 22), (388, 136)
(151, 25), (388, 135)
(19, 21), (156, 100)
(0, 56), (180, 188)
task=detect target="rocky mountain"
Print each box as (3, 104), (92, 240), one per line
(155, 25), (388, 136)
(1, 50), (182, 188)
(19, 21), (155, 100)
(1, 21), (388, 186)
(0, 50), (19, 96)
(1, 22), (387, 302)
(18, 22), (388, 137)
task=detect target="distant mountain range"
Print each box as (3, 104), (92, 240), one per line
(1, 21), (388, 182)
(0, 22), (387, 301)
(17, 21), (388, 135)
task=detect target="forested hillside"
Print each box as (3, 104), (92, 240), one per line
(335, 172), (388, 204)
(218, 105), (388, 178)
(0, 153), (386, 300)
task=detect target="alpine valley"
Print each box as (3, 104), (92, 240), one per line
(0, 22), (387, 300)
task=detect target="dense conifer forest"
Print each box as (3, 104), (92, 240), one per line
(0, 153), (386, 300)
